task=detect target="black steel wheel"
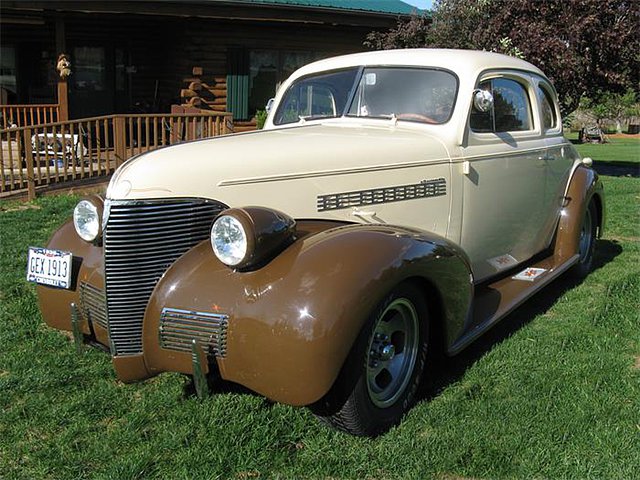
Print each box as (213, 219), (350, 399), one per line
(311, 282), (429, 437)
(571, 200), (598, 278)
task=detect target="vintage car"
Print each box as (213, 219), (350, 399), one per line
(28, 49), (604, 436)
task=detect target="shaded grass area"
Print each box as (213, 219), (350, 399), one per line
(1, 177), (639, 479)
(567, 132), (640, 165)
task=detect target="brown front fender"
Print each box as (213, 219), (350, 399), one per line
(142, 221), (473, 406)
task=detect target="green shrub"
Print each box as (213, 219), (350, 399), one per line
(255, 110), (268, 129)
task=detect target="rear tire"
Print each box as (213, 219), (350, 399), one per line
(571, 200), (598, 278)
(311, 282), (428, 436)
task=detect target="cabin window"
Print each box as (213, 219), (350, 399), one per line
(73, 47), (106, 92)
(0, 46), (17, 104)
(115, 48), (126, 93)
(249, 50), (278, 118)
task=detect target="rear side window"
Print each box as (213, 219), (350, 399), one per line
(538, 85), (558, 130)
(471, 78), (533, 133)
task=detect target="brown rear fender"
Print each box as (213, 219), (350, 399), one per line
(36, 218), (110, 348)
(554, 165), (605, 263)
(142, 220), (473, 406)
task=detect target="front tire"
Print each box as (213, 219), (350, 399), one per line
(312, 282), (428, 436)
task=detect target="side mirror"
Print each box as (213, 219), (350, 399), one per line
(472, 89), (494, 113)
(265, 98), (275, 114)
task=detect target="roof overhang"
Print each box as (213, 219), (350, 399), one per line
(0, 1), (426, 28)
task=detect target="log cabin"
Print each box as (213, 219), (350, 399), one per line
(0, 0), (422, 128)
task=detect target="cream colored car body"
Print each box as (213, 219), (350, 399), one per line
(107, 49), (579, 283)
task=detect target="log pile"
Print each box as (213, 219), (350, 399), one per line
(180, 67), (227, 112)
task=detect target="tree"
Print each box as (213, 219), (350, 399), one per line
(365, 0), (640, 116)
(581, 89), (640, 132)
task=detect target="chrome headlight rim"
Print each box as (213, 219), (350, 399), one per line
(73, 196), (103, 242)
(210, 212), (253, 268)
(210, 207), (296, 270)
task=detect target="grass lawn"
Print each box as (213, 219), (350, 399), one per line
(1, 144), (639, 478)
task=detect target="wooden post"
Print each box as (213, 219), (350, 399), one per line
(23, 128), (36, 200)
(57, 80), (69, 121)
(55, 18), (69, 122)
(114, 116), (126, 166)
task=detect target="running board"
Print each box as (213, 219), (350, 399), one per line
(448, 253), (580, 355)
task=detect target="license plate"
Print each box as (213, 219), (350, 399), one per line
(26, 247), (73, 289)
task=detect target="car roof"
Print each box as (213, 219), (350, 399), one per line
(290, 48), (547, 81)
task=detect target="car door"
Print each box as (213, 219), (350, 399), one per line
(536, 79), (575, 247)
(460, 73), (549, 282)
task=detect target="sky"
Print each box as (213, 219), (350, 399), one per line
(403, 0), (434, 11)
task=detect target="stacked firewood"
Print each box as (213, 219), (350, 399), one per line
(180, 67), (227, 112)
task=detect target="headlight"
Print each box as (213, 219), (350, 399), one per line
(211, 215), (248, 266)
(73, 197), (103, 242)
(211, 207), (296, 270)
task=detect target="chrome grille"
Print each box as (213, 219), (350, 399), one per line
(159, 307), (228, 356)
(104, 199), (225, 356)
(79, 282), (108, 330)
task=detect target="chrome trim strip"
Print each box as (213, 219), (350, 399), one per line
(218, 142), (574, 187)
(218, 159), (452, 186)
(453, 142), (573, 164)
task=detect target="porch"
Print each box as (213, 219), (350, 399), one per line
(1, 111), (232, 199)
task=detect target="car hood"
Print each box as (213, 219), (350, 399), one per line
(107, 123), (451, 216)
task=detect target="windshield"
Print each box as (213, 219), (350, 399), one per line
(274, 66), (457, 126)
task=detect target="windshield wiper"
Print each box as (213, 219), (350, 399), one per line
(298, 115), (332, 123)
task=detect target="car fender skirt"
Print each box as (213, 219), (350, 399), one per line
(142, 221), (473, 406)
(554, 165), (605, 263)
(36, 219), (110, 348)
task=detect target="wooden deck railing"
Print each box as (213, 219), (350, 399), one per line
(1, 104), (59, 128)
(1, 112), (233, 199)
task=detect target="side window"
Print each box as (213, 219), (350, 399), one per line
(471, 77), (533, 133)
(274, 68), (358, 125)
(296, 85), (336, 117)
(276, 84), (336, 123)
(538, 85), (558, 130)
